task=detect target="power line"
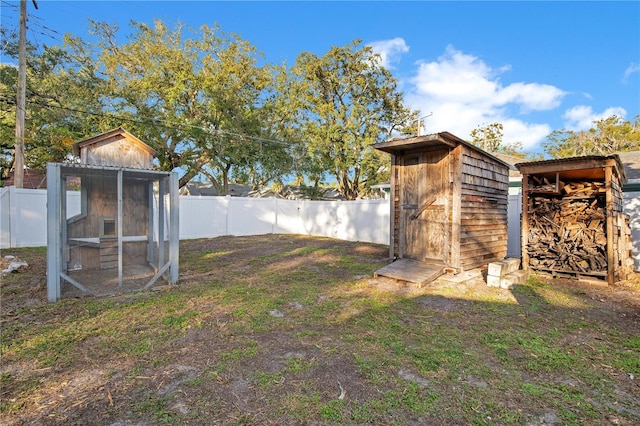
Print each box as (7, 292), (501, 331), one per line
(20, 96), (297, 148)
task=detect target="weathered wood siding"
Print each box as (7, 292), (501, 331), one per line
(67, 177), (149, 270)
(458, 146), (509, 270)
(381, 133), (510, 273)
(80, 135), (154, 169)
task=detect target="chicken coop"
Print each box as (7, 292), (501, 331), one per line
(373, 132), (512, 284)
(516, 155), (633, 284)
(47, 127), (179, 302)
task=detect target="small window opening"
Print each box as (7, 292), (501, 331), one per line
(100, 217), (117, 238)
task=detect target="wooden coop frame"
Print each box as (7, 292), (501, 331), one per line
(46, 128), (179, 302)
(373, 132), (511, 284)
(516, 155), (632, 285)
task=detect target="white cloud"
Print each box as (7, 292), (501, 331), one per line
(404, 45), (566, 149)
(562, 105), (627, 131)
(496, 82), (564, 112)
(623, 63), (640, 83)
(368, 37), (409, 69)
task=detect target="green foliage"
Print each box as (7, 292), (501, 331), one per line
(470, 122), (504, 152)
(543, 115), (640, 158)
(285, 40), (418, 199)
(469, 122), (531, 158)
(0, 29), (106, 182)
(67, 20), (292, 192)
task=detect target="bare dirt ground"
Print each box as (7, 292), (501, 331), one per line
(1, 235), (639, 425)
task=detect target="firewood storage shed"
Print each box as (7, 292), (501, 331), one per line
(373, 132), (512, 284)
(46, 128), (179, 302)
(516, 155), (633, 285)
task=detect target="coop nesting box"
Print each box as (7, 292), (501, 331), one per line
(373, 132), (511, 282)
(516, 155), (633, 285)
(46, 127), (179, 302)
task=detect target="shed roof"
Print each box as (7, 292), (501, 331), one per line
(373, 131), (514, 171)
(72, 127), (156, 158)
(515, 155), (627, 184)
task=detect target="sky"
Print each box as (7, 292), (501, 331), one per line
(1, 0), (639, 154)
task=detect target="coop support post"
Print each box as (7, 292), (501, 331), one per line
(158, 177), (166, 269)
(117, 169), (123, 289)
(61, 175), (68, 268)
(169, 172), (179, 284)
(147, 180), (155, 266)
(46, 163), (62, 302)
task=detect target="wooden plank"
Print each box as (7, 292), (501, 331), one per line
(605, 166), (614, 285)
(374, 259), (445, 286)
(450, 146), (462, 270)
(389, 154), (397, 259)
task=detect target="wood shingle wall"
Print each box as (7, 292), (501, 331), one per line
(375, 132), (511, 274)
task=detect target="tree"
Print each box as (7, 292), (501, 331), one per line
(470, 122), (504, 152)
(287, 40), (418, 199)
(0, 27), (106, 182)
(543, 115), (640, 158)
(66, 20), (291, 193)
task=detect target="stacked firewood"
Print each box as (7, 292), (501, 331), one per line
(527, 181), (607, 273)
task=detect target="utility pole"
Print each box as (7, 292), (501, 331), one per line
(14, 0), (38, 188)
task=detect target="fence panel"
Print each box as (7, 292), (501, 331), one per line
(228, 197), (277, 236)
(507, 194), (522, 258)
(623, 192), (640, 271)
(274, 199), (304, 235)
(1, 187), (637, 272)
(179, 196), (228, 239)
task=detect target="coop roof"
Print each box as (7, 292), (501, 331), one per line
(72, 127), (156, 158)
(373, 131), (514, 171)
(515, 155), (627, 184)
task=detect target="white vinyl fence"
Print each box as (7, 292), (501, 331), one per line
(0, 188), (389, 248)
(2, 187), (639, 271)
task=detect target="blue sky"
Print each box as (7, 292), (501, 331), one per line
(2, 1), (639, 153)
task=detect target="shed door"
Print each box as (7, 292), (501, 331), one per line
(401, 149), (449, 263)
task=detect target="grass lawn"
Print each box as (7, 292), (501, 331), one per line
(1, 234), (639, 425)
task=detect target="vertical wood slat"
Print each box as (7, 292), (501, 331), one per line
(521, 173), (530, 270)
(450, 146), (462, 270)
(389, 154), (396, 260)
(605, 166), (614, 285)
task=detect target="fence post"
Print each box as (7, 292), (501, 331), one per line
(9, 186), (17, 248)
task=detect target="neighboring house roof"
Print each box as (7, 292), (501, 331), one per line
(249, 185), (344, 200)
(617, 150), (640, 181)
(489, 153), (531, 178)
(3, 169), (47, 189)
(180, 183), (251, 197)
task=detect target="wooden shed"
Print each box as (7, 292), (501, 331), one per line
(373, 132), (512, 284)
(516, 155), (633, 284)
(47, 127), (179, 302)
